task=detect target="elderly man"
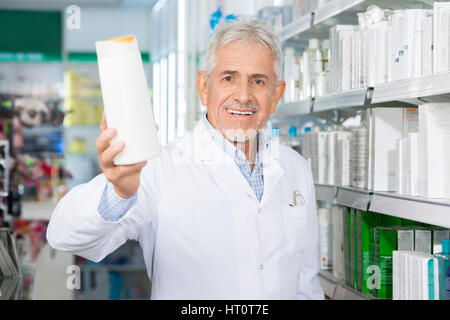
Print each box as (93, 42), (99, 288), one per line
(47, 18), (324, 300)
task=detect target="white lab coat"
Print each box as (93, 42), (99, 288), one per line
(47, 118), (324, 300)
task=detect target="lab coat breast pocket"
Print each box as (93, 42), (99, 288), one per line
(282, 204), (308, 256)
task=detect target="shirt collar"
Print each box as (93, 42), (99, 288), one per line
(202, 113), (268, 166)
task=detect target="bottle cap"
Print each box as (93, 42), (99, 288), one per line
(304, 127), (311, 133)
(288, 126), (297, 137)
(284, 47), (295, 56)
(271, 127), (279, 137)
(443, 239), (450, 255)
(309, 39), (319, 49)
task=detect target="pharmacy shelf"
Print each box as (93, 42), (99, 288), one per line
(272, 99), (312, 118)
(318, 271), (373, 300)
(278, 13), (313, 42)
(313, 0), (364, 26)
(372, 71), (450, 105)
(336, 186), (371, 211)
(312, 92), (337, 112)
(280, 0), (434, 42)
(313, 87), (369, 112)
(314, 184), (337, 203)
(315, 185), (450, 228)
(369, 192), (450, 229)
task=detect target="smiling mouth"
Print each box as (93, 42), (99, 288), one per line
(225, 107), (256, 116)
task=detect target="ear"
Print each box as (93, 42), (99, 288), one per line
(197, 71), (208, 107)
(270, 80), (286, 113)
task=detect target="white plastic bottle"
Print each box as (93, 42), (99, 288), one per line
(316, 39), (331, 97)
(96, 35), (161, 165)
(318, 206), (332, 271)
(288, 126), (301, 154)
(302, 39), (322, 98)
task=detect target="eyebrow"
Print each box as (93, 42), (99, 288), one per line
(219, 70), (269, 79)
(249, 73), (268, 80)
(220, 70), (239, 76)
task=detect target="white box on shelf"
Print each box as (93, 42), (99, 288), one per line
(432, 229), (450, 254)
(330, 25), (356, 92)
(367, 108), (404, 191)
(374, 21), (389, 85)
(433, 2), (450, 73)
(415, 229), (432, 254)
(396, 138), (406, 195)
(406, 132), (420, 196)
(327, 132), (336, 185)
(331, 205), (345, 282)
(422, 11), (434, 77)
(393, 250), (400, 300)
(335, 131), (352, 186)
(418, 103), (450, 199)
(389, 10), (405, 82)
(403, 9), (426, 79)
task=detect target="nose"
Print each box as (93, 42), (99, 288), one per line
(234, 80), (251, 105)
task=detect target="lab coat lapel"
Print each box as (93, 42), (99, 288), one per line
(178, 119), (257, 200)
(259, 131), (284, 207)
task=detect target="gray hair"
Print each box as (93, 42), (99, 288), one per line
(202, 18), (282, 82)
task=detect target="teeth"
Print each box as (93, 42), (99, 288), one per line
(227, 109), (254, 115)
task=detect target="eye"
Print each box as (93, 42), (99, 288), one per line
(254, 79), (264, 85)
(223, 76), (233, 81)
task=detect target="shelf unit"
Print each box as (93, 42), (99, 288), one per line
(318, 271), (377, 300)
(278, 0), (437, 42)
(278, 13), (313, 42)
(370, 192), (450, 229)
(314, 184), (450, 229)
(314, 184), (337, 203)
(272, 0), (445, 117)
(272, 85), (412, 118)
(336, 186), (371, 211)
(270, 99), (312, 118)
(372, 71), (450, 105)
(273, 0), (450, 301)
(273, 72), (450, 116)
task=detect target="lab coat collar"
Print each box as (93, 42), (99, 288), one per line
(175, 118), (284, 204)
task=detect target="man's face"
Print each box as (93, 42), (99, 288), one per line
(197, 41), (285, 143)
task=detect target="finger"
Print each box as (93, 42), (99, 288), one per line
(105, 161), (147, 183)
(116, 161), (148, 175)
(100, 113), (107, 132)
(96, 128), (117, 154)
(101, 141), (125, 168)
(156, 123), (159, 131)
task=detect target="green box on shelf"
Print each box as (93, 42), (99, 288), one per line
(357, 210), (383, 293)
(402, 219), (425, 227)
(349, 208), (356, 289)
(354, 209), (358, 291)
(381, 215), (403, 227)
(344, 207), (351, 287)
(371, 227), (399, 299)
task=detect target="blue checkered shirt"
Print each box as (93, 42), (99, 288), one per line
(97, 113), (266, 221)
(202, 113), (265, 202)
